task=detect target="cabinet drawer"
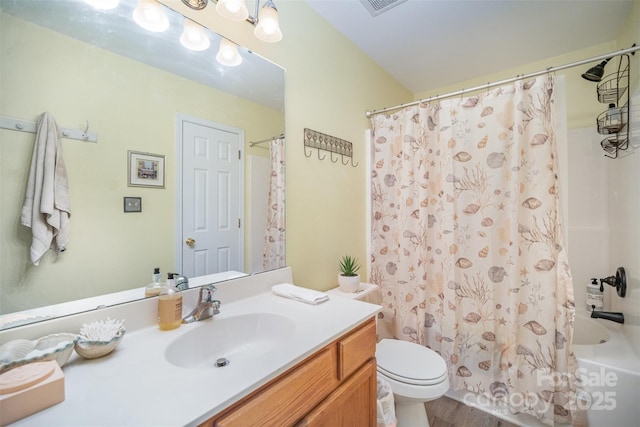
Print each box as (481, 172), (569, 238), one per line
(338, 318), (376, 381)
(213, 344), (339, 427)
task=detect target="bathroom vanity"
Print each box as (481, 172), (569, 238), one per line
(0, 268), (380, 426)
(204, 318), (377, 426)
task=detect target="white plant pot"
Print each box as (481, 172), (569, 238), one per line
(338, 274), (360, 293)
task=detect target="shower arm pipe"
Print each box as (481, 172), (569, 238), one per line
(249, 133), (285, 147)
(365, 44), (639, 118)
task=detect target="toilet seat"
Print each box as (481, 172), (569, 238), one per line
(376, 339), (448, 386)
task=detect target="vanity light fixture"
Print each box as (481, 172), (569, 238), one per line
(180, 19), (211, 51)
(181, 0), (283, 43)
(83, 0), (119, 9)
(181, 0), (208, 9)
(253, 0), (282, 43)
(133, 0), (170, 33)
(216, 0), (249, 22)
(216, 38), (242, 67)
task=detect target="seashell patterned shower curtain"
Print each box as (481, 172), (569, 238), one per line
(370, 76), (579, 425)
(262, 137), (286, 270)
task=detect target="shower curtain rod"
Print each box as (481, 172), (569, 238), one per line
(249, 133), (285, 147)
(365, 44), (639, 118)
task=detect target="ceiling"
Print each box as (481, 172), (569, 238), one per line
(305, 0), (634, 94)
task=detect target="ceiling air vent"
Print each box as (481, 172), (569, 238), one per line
(359, 0), (408, 17)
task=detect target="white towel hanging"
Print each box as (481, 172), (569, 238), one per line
(21, 112), (71, 265)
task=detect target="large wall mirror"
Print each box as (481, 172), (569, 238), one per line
(0, 0), (285, 329)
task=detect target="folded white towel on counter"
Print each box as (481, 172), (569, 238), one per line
(271, 283), (329, 305)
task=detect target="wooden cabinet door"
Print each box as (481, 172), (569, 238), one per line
(299, 359), (377, 427)
(338, 318), (376, 381)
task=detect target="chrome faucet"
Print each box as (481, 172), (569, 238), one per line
(182, 285), (220, 324)
(173, 273), (189, 291)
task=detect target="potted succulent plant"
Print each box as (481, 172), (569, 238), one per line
(338, 255), (361, 293)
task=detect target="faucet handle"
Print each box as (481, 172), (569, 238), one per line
(199, 285), (217, 303)
(599, 266), (627, 298)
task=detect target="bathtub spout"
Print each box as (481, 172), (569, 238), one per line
(590, 310), (624, 324)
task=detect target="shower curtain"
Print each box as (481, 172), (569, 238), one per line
(262, 137), (286, 270)
(370, 76), (578, 425)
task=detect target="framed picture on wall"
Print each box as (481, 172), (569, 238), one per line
(128, 151), (165, 188)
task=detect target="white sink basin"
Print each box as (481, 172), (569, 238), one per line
(165, 313), (296, 369)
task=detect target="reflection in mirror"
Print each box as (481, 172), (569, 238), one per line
(0, 0), (285, 329)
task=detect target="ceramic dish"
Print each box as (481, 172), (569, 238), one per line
(75, 328), (125, 359)
(0, 333), (78, 374)
(75, 319), (126, 359)
(0, 339), (36, 364)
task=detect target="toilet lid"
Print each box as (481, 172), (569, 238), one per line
(376, 339), (448, 386)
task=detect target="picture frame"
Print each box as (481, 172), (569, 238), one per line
(128, 151), (165, 188)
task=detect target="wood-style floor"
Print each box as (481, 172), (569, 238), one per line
(425, 396), (519, 427)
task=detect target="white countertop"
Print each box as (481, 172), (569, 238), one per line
(8, 284), (380, 426)
(327, 282), (381, 304)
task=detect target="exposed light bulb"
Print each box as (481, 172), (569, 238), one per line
(226, 3), (240, 14)
(216, 0), (249, 22)
(180, 19), (210, 51)
(216, 38), (242, 67)
(261, 20), (277, 36)
(84, 0), (119, 9)
(254, 0), (282, 43)
(132, 0), (169, 32)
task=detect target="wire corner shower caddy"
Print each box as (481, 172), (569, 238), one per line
(595, 52), (633, 159)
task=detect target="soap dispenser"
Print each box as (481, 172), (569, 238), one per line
(144, 267), (164, 297)
(158, 273), (182, 331)
(586, 278), (603, 311)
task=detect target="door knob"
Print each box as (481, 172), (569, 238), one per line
(185, 237), (195, 248)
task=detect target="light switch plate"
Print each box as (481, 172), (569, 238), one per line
(123, 197), (142, 213)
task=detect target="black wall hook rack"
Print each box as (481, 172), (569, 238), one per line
(303, 128), (358, 167)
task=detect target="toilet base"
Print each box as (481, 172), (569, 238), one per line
(395, 399), (430, 427)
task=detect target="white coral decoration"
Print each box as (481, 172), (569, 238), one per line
(79, 318), (125, 342)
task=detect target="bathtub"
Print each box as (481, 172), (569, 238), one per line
(446, 312), (640, 427)
(570, 312), (640, 427)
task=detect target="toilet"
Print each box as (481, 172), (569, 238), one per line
(327, 284), (450, 425)
(376, 339), (450, 426)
